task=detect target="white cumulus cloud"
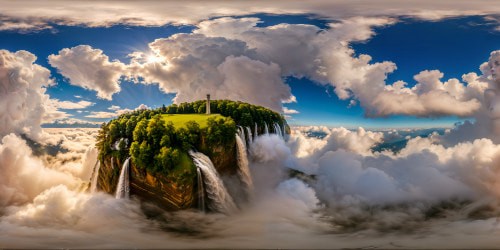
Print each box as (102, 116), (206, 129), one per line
(0, 50), (55, 140)
(48, 45), (125, 100)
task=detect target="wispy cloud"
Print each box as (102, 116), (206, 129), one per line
(43, 118), (102, 127)
(52, 99), (95, 109)
(108, 105), (121, 111)
(85, 104), (149, 119)
(85, 111), (130, 119)
(283, 107), (300, 114)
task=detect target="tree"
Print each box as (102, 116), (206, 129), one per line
(146, 114), (167, 150)
(125, 116), (137, 139)
(133, 120), (148, 142)
(118, 139), (128, 159)
(241, 112), (253, 127)
(166, 104), (178, 114)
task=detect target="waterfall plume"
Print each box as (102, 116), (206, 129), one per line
(246, 126), (253, 145)
(189, 151), (237, 214)
(197, 167), (206, 212)
(89, 160), (101, 193)
(254, 123), (258, 140)
(235, 133), (254, 199)
(115, 157), (131, 199)
(238, 126), (247, 148)
(273, 123), (283, 138)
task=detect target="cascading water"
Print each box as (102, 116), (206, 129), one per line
(264, 122), (269, 135)
(197, 167), (206, 212)
(111, 156), (115, 169)
(245, 126), (253, 144)
(273, 123), (283, 138)
(282, 123), (287, 139)
(189, 151), (237, 214)
(115, 157), (131, 199)
(89, 160), (101, 193)
(254, 123), (258, 140)
(235, 134), (254, 198)
(238, 126), (247, 148)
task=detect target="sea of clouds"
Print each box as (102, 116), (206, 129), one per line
(3, 11), (500, 248)
(1, 123), (500, 248)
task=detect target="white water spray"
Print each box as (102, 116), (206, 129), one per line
(238, 126), (247, 148)
(273, 123), (283, 138)
(254, 123), (258, 140)
(90, 160), (101, 193)
(246, 126), (253, 145)
(235, 134), (254, 198)
(115, 157), (131, 199)
(196, 167), (206, 212)
(189, 151), (237, 213)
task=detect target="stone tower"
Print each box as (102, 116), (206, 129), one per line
(206, 94), (211, 114)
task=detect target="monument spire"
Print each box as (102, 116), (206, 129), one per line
(206, 94), (211, 114)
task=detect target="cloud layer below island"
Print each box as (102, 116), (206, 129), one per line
(3, 126), (500, 248)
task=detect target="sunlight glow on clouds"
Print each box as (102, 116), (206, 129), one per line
(44, 16), (490, 118)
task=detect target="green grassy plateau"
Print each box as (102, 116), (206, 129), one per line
(161, 114), (226, 129)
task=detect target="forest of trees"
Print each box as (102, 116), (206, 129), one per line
(95, 100), (288, 175)
(164, 99), (286, 129)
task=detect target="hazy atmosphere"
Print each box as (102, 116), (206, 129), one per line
(2, 1), (500, 249)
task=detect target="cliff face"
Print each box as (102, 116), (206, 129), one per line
(97, 156), (120, 194)
(200, 135), (238, 175)
(97, 155), (197, 210)
(129, 161), (195, 210)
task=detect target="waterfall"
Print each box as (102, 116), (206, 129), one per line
(197, 167), (206, 212)
(254, 123), (258, 140)
(235, 134), (254, 198)
(273, 123), (283, 138)
(245, 126), (253, 144)
(264, 122), (269, 135)
(115, 157), (131, 199)
(189, 151), (237, 214)
(238, 126), (247, 148)
(282, 123), (286, 139)
(90, 160), (101, 193)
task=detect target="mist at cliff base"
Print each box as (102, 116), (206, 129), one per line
(2, 126), (500, 249)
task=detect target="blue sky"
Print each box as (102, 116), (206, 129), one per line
(1, 14), (499, 128)
(286, 15), (500, 128)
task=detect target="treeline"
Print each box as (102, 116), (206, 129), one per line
(164, 100), (287, 130)
(95, 100), (287, 175)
